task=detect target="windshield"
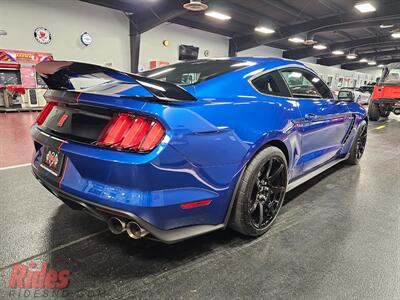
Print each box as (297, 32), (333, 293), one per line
(382, 67), (400, 84)
(139, 60), (254, 85)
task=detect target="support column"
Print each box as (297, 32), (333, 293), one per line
(130, 22), (140, 73)
(229, 39), (237, 57)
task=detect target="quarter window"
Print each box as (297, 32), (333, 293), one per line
(251, 71), (290, 97)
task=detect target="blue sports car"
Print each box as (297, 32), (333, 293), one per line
(31, 58), (367, 243)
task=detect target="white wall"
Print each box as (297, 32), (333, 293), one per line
(139, 23), (229, 71)
(358, 67), (383, 81)
(0, 0), (130, 71)
(237, 45), (283, 58)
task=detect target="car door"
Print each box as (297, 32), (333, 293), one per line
(279, 68), (353, 173)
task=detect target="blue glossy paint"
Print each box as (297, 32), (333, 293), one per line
(31, 57), (367, 234)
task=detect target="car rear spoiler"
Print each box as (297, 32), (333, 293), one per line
(36, 61), (196, 102)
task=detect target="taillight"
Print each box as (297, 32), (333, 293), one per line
(97, 113), (165, 152)
(36, 102), (57, 125)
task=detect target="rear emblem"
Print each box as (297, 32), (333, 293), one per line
(57, 113), (69, 127)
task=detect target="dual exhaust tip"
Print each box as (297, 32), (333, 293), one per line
(107, 217), (148, 239)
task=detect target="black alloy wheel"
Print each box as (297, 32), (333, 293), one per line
(230, 146), (288, 237)
(249, 157), (286, 229)
(347, 120), (368, 165)
(356, 124), (367, 160)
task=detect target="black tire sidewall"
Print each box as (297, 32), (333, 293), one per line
(368, 101), (380, 121)
(230, 146), (288, 236)
(347, 120), (367, 165)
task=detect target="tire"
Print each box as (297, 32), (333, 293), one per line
(229, 146), (287, 237)
(379, 109), (390, 118)
(368, 101), (380, 121)
(346, 120), (368, 165)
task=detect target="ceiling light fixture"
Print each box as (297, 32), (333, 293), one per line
(378, 64), (385, 67)
(359, 58), (368, 63)
(313, 44), (327, 50)
(183, 0), (208, 11)
(368, 61), (377, 65)
(354, 2), (376, 13)
(288, 37), (305, 43)
(332, 50), (344, 55)
(347, 53), (357, 59)
(255, 26), (275, 34)
(380, 24), (394, 29)
(205, 11), (231, 21)
(391, 32), (400, 39)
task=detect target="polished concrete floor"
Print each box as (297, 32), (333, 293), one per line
(0, 115), (399, 299)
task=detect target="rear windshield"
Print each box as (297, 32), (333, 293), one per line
(139, 60), (253, 85)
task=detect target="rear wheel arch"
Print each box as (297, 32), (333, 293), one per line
(224, 139), (290, 226)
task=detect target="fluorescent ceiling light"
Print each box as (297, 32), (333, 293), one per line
(313, 44), (327, 50)
(378, 64), (385, 67)
(359, 58), (368, 63)
(380, 24), (394, 28)
(332, 50), (344, 55)
(288, 37), (304, 43)
(255, 26), (275, 34)
(368, 61), (377, 65)
(347, 54), (357, 59)
(205, 11), (231, 21)
(391, 32), (400, 39)
(354, 2), (376, 13)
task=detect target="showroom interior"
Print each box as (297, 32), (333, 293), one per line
(0, 0), (399, 299)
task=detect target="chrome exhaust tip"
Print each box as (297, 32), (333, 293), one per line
(126, 221), (148, 239)
(107, 217), (126, 235)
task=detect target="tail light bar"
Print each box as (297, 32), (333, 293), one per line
(36, 102), (57, 125)
(97, 113), (165, 152)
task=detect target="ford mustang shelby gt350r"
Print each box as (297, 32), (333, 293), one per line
(31, 58), (368, 243)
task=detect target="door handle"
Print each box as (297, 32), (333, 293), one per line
(305, 113), (317, 120)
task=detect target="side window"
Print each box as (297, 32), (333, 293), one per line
(251, 71), (290, 97)
(281, 69), (333, 99)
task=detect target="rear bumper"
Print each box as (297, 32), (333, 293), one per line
(31, 125), (241, 234)
(372, 98), (400, 104)
(33, 172), (224, 243)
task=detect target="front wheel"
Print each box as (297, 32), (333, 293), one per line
(346, 120), (367, 165)
(229, 146), (287, 237)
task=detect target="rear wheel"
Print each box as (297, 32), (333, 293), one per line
(346, 120), (367, 165)
(379, 108), (390, 118)
(230, 146), (287, 237)
(368, 101), (380, 121)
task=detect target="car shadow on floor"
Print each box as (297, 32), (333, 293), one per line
(43, 162), (357, 294)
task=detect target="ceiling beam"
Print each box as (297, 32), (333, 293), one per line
(81, 0), (190, 33)
(283, 35), (396, 60)
(172, 17), (235, 37)
(233, 1), (400, 52)
(261, 0), (314, 21)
